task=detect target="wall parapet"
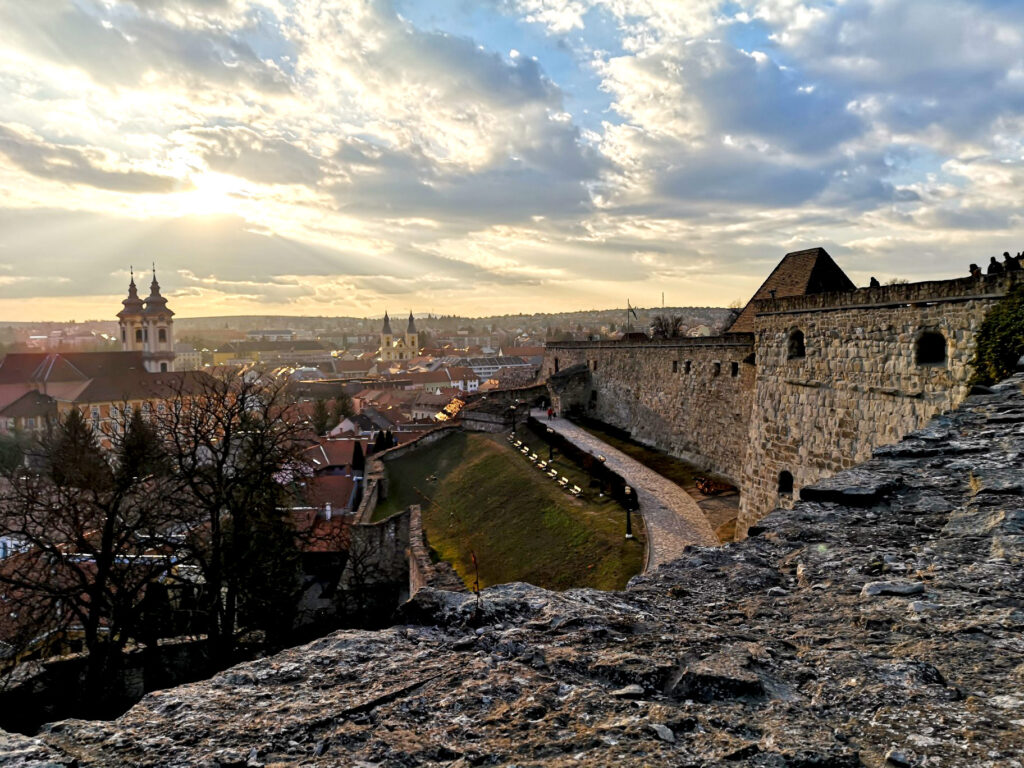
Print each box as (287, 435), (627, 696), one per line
(753, 273), (1020, 318)
(407, 504), (465, 596)
(546, 334), (753, 350)
(357, 424), (460, 523)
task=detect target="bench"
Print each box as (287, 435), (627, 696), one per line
(529, 453), (539, 462)
(558, 476), (569, 487)
(546, 469), (558, 479)
(537, 461), (548, 470)
(570, 485), (583, 497)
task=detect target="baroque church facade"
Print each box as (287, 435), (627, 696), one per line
(379, 311), (418, 362)
(117, 268), (176, 373)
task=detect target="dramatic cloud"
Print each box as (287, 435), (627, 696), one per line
(0, 125), (188, 193)
(0, 0), (1021, 319)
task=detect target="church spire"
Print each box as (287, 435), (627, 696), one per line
(143, 263), (173, 317)
(117, 265), (144, 319)
(381, 311), (393, 335)
(407, 311), (417, 334)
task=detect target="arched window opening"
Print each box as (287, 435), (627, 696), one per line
(712, 362), (721, 377)
(778, 471), (794, 495)
(672, 360), (678, 373)
(916, 331), (947, 365)
(731, 362), (739, 377)
(684, 360), (692, 374)
(160, 362), (168, 373)
(787, 330), (806, 359)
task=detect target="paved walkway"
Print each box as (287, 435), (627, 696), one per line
(531, 410), (719, 571)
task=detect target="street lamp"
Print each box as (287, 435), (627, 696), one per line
(546, 427), (554, 460)
(624, 485), (634, 540)
(508, 403), (517, 434)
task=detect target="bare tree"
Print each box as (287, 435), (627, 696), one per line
(650, 313), (684, 339)
(153, 369), (307, 660)
(0, 407), (179, 695)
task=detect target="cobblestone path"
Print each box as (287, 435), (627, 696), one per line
(531, 410), (719, 571)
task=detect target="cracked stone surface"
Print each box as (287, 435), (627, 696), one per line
(531, 408), (719, 568)
(5, 378), (1024, 767)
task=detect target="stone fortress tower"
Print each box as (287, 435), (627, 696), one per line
(379, 311), (418, 363)
(117, 266), (176, 373)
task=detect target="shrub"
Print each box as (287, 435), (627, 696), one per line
(971, 283), (1024, 385)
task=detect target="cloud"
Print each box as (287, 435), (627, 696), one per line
(191, 127), (325, 186)
(0, 1), (291, 92)
(0, 125), (187, 193)
(0, 0), (1023, 318)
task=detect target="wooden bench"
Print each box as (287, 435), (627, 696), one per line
(558, 476), (569, 487)
(570, 485), (583, 497)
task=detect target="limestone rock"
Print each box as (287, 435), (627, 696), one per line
(6, 375), (1024, 767)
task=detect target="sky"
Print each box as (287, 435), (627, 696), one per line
(0, 0), (1022, 320)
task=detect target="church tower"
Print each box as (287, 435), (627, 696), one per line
(380, 311), (393, 361)
(118, 268), (146, 354)
(406, 311), (418, 352)
(141, 267), (175, 373)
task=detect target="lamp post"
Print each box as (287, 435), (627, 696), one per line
(508, 403), (517, 434)
(546, 427), (554, 460)
(624, 485), (634, 539)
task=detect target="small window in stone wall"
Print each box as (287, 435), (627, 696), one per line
(593, 360), (598, 372)
(787, 330), (806, 359)
(916, 331), (947, 365)
(731, 362), (739, 377)
(778, 470), (794, 495)
(712, 362), (721, 376)
(685, 360), (692, 374)
(554, 358), (559, 373)
(672, 360), (678, 373)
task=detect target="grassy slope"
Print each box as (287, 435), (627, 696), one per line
(374, 431), (644, 591)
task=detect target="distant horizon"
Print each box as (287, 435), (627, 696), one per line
(0, 303), (736, 327)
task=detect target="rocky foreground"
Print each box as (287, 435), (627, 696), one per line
(4, 379), (1024, 767)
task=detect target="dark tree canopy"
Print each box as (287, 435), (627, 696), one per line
(972, 283), (1024, 385)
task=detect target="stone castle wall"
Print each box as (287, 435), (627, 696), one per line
(736, 286), (1006, 532)
(544, 337), (756, 483)
(543, 273), (1021, 536)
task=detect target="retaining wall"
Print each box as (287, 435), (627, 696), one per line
(544, 337), (756, 484)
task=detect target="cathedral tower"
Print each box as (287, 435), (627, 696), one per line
(119, 266), (176, 373)
(117, 268), (145, 354)
(406, 311), (418, 351)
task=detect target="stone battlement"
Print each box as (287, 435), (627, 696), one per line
(542, 249), (1016, 536)
(755, 271), (1019, 316)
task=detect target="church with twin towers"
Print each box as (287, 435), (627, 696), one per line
(117, 267), (176, 373)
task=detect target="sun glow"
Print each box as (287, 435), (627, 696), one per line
(173, 172), (253, 216)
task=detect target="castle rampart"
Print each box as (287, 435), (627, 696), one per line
(542, 261), (1022, 538)
(545, 336), (755, 484)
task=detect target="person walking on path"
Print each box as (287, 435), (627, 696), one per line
(547, 406), (554, 420)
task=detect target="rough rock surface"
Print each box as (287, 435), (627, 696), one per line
(7, 378), (1024, 767)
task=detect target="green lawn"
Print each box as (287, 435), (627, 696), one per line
(373, 431), (645, 591)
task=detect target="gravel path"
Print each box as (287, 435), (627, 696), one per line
(531, 410), (719, 571)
